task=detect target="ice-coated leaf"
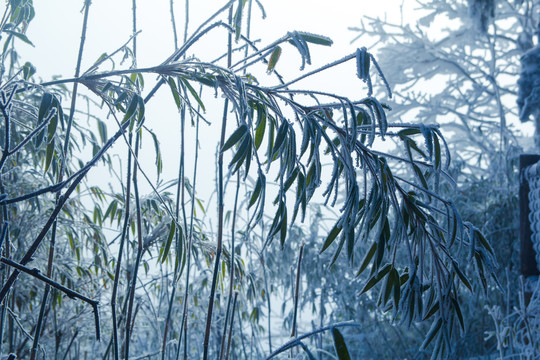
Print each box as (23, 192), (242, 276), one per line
(4, 29), (34, 46)
(320, 222), (342, 254)
(249, 172), (264, 208)
(356, 241), (377, 277)
(22, 61), (36, 80)
(222, 124), (248, 152)
(452, 261), (472, 292)
(360, 263), (391, 295)
(44, 139), (55, 173)
(35, 92), (54, 148)
(332, 327), (351, 360)
(161, 221), (176, 263)
(167, 77), (182, 109)
(420, 317), (442, 350)
(267, 46), (282, 73)
(122, 94), (139, 126)
(271, 121), (288, 158)
(229, 134), (250, 169)
(297, 31), (333, 46)
(181, 78), (205, 111)
(233, 0), (244, 40)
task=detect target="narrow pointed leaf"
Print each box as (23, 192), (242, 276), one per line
(332, 327), (351, 360)
(222, 124), (248, 152)
(320, 222), (342, 253)
(161, 221), (176, 263)
(267, 46), (282, 73)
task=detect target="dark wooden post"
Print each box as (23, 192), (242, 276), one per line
(520, 154), (540, 277)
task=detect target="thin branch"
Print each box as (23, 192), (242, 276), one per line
(0, 257), (100, 338)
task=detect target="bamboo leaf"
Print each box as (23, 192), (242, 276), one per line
(271, 121), (288, 158)
(249, 173), (264, 208)
(161, 221), (176, 263)
(320, 222), (342, 254)
(267, 46), (282, 73)
(332, 327), (351, 360)
(398, 128), (421, 137)
(391, 268), (401, 309)
(360, 264), (391, 295)
(356, 241), (377, 277)
(423, 301), (439, 321)
(123, 95), (139, 129)
(452, 297), (465, 332)
(420, 317), (442, 350)
(22, 61), (36, 80)
(229, 135), (250, 169)
(222, 124), (248, 152)
(4, 29), (34, 46)
(181, 78), (205, 111)
(35, 93), (54, 148)
(474, 228), (494, 256)
(452, 261), (472, 292)
(254, 107), (266, 149)
(233, 0), (244, 40)
(297, 31), (333, 46)
(280, 208), (287, 248)
(46, 97), (61, 144)
(167, 77), (182, 109)
(44, 139), (55, 173)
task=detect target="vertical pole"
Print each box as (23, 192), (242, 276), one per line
(519, 154), (540, 277)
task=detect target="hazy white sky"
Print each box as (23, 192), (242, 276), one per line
(13, 0), (407, 195)
(21, 1), (404, 81)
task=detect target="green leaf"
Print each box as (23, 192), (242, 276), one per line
(35, 93), (54, 148)
(229, 135), (250, 169)
(280, 207), (287, 248)
(356, 241), (377, 277)
(382, 269), (394, 306)
(320, 222), (342, 254)
(254, 109), (266, 149)
(271, 121), (288, 158)
(22, 61), (36, 80)
(332, 328), (351, 360)
(423, 301), (439, 321)
(249, 173), (264, 208)
(4, 29), (34, 46)
(181, 78), (205, 111)
(97, 120), (107, 144)
(149, 130), (163, 176)
(360, 263), (391, 295)
(390, 268), (401, 308)
(222, 124), (248, 152)
(398, 128), (421, 137)
(433, 133), (441, 169)
(44, 139), (55, 173)
(452, 261), (472, 292)
(267, 46), (282, 73)
(452, 297), (465, 332)
(122, 94), (139, 128)
(161, 221), (176, 263)
(474, 228), (494, 256)
(233, 0), (244, 40)
(47, 96), (62, 144)
(283, 167), (298, 192)
(412, 163), (428, 190)
(297, 31), (333, 46)
(420, 317), (442, 350)
(167, 77), (182, 109)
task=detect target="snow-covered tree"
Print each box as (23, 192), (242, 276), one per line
(351, 0), (539, 357)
